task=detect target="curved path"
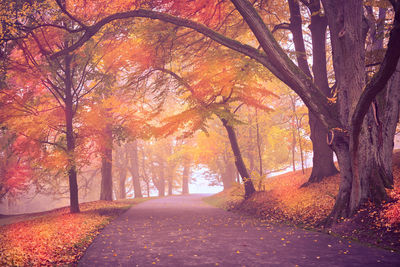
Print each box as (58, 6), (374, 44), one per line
(79, 194), (400, 266)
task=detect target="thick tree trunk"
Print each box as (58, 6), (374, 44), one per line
(221, 118), (255, 199)
(182, 159), (190, 195)
(65, 54), (79, 213)
(366, 7), (398, 193)
(373, 62), (400, 189)
(306, 114), (338, 184)
(100, 123), (113, 201)
(322, 0), (367, 221)
(288, 0), (338, 184)
(322, 0), (397, 222)
(128, 141), (143, 198)
(306, 0), (338, 183)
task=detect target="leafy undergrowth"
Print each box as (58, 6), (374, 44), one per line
(205, 153), (400, 251)
(0, 198), (148, 266)
(331, 162), (400, 251)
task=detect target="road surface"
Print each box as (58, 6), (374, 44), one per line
(79, 194), (400, 266)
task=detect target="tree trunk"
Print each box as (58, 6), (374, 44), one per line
(139, 142), (151, 197)
(306, 113), (338, 184)
(154, 160), (166, 197)
(370, 8), (399, 195)
(118, 167), (127, 199)
(291, 116), (296, 172)
(115, 145), (127, 199)
(255, 108), (263, 177)
(182, 159), (190, 195)
(322, 0), (367, 221)
(288, 0), (338, 184)
(221, 160), (235, 189)
(306, 0), (338, 183)
(168, 177), (173, 195)
(167, 162), (175, 196)
(128, 141), (143, 198)
(100, 123), (113, 201)
(247, 112), (255, 173)
(297, 121), (305, 174)
(65, 54), (79, 213)
(322, 0), (397, 222)
(220, 118), (255, 199)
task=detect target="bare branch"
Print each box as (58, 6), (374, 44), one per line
(272, 22), (290, 33)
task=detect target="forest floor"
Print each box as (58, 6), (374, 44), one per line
(0, 198), (150, 266)
(204, 152), (400, 253)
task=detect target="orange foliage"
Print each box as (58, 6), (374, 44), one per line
(209, 153), (400, 234)
(0, 201), (133, 266)
(381, 165), (400, 225)
(207, 169), (340, 226)
(382, 188), (400, 225)
(66, 0), (140, 23)
(159, 0), (230, 26)
(245, 170), (340, 226)
(100, 37), (154, 73)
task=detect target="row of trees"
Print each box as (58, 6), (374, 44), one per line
(1, 0), (400, 224)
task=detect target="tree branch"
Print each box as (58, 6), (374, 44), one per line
(272, 22), (290, 33)
(49, 3), (340, 130)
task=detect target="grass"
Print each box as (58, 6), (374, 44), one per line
(0, 198), (151, 266)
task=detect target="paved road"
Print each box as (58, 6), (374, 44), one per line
(79, 194), (400, 266)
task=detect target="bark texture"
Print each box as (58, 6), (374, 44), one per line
(306, 0), (338, 183)
(322, 0), (400, 221)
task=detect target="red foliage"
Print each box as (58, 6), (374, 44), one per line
(0, 201), (133, 266)
(158, 0), (230, 26)
(382, 188), (400, 225)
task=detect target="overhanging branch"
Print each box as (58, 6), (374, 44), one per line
(50, 2), (340, 130)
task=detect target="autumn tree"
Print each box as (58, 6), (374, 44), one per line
(6, 0), (400, 221)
